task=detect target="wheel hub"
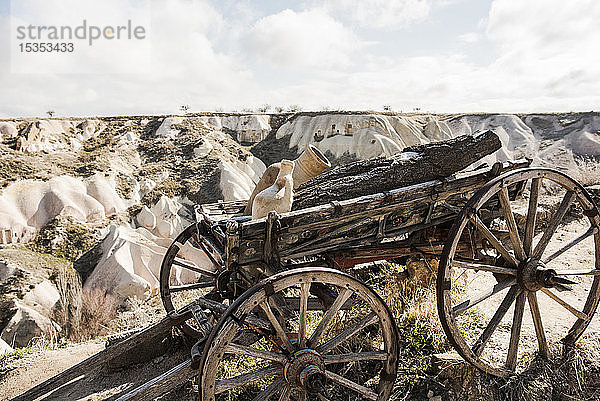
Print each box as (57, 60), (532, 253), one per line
(518, 259), (574, 291)
(284, 349), (326, 392)
(518, 258), (543, 291)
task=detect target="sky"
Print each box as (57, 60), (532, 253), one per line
(0, 0), (599, 117)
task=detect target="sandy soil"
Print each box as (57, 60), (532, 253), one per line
(0, 341), (105, 401)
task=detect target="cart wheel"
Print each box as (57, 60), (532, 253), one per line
(437, 168), (600, 376)
(160, 223), (224, 338)
(199, 267), (398, 401)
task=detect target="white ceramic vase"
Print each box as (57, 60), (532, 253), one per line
(251, 160), (295, 219)
(245, 145), (331, 215)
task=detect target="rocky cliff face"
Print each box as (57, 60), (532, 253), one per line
(1, 111), (599, 348)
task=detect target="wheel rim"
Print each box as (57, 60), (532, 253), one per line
(200, 267), (398, 401)
(437, 168), (600, 376)
(160, 223), (223, 337)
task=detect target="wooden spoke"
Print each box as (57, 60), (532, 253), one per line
(452, 260), (517, 275)
(540, 288), (589, 321)
(523, 177), (542, 255)
(323, 351), (388, 364)
(469, 215), (519, 267)
(317, 312), (378, 353)
(172, 258), (217, 277)
(192, 233), (224, 268)
(553, 268), (600, 276)
(527, 291), (550, 359)
(498, 186), (526, 260)
(505, 291), (526, 371)
(472, 286), (521, 356)
(309, 288), (354, 347)
(325, 370), (378, 401)
(251, 378), (284, 401)
(453, 278), (517, 316)
(298, 282), (311, 348)
(260, 301), (295, 353)
(225, 343), (288, 364)
(278, 385), (292, 401)
(532, 190), (577, 260)
(542, 226), (597, 264)
(215, 366), (280, 394)
(169, 281), (214, 292)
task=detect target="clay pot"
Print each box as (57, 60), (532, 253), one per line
(291, 145), (331, 188)
(244, 145), (331, 215)
(251, 160), (295, 219)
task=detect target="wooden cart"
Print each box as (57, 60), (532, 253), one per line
(159, 159), (600, 401)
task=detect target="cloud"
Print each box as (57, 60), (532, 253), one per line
(324, 0), (430, 29)
(485, 0), (600, 99)
(0, 0), (257, 116)
(458, 32), (480, 43)
(246, 8), (366, 68)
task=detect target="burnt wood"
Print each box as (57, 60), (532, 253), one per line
(293, 131), (502, 210)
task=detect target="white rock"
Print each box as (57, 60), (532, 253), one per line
(0, 122), (18, 141)
(276, 114), (431, 161)
(83, 224), (217, 302)
(125, 131), (138, 142)
(219, 160), (258, 201)
(0, 174), (130, 244)
(139, 179), (156, 197)
(1, 302), (55, 348)
(221, 115), (271, 142)
(16, 119), (77, 153)
(22, 280), (60, 314)
(155, 117), (184, 139)
(566, 130), (600, 155)
(0, 338), (13, 355)
(86, 174), (126, 216)
(156, 220), (174, 238)
(193, 141), (213, 157)
(136, 206), (156, 230)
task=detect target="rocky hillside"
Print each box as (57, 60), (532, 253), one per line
(1, 111), (599, 353)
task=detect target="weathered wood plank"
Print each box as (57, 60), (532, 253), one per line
(114, 359), (194, 401)
(11, 309), (192, 401)
(293, 131), (502, 210)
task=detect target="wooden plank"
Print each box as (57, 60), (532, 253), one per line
(542, 226), (597, 264)
(470, 215), (519, 268)
(298, 282), (310, 348)
(324, 370), (378, 401)
(532, 190), (577, 259)
(309, 288), (354, 346)
(114, 360), (194, 401)
(215, 366), (281, 394)
(260, 301), (295, 353)
(523, 177), (541, 255)
(505, 291), (526, 370)
(498, 186), (526, 260)
(527, 291), (550, 359)
(323, 351), (388, 364)
(225, 343), (287, 364)
(251, 379), (284, 401)
(317, 313), (379, 353)
(472, 286), (521, 356)
(11, 309), (192, 401)
(453, 278), (516, 316)
(540, 288), (589, 321)
(452, 260), (517, 275)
